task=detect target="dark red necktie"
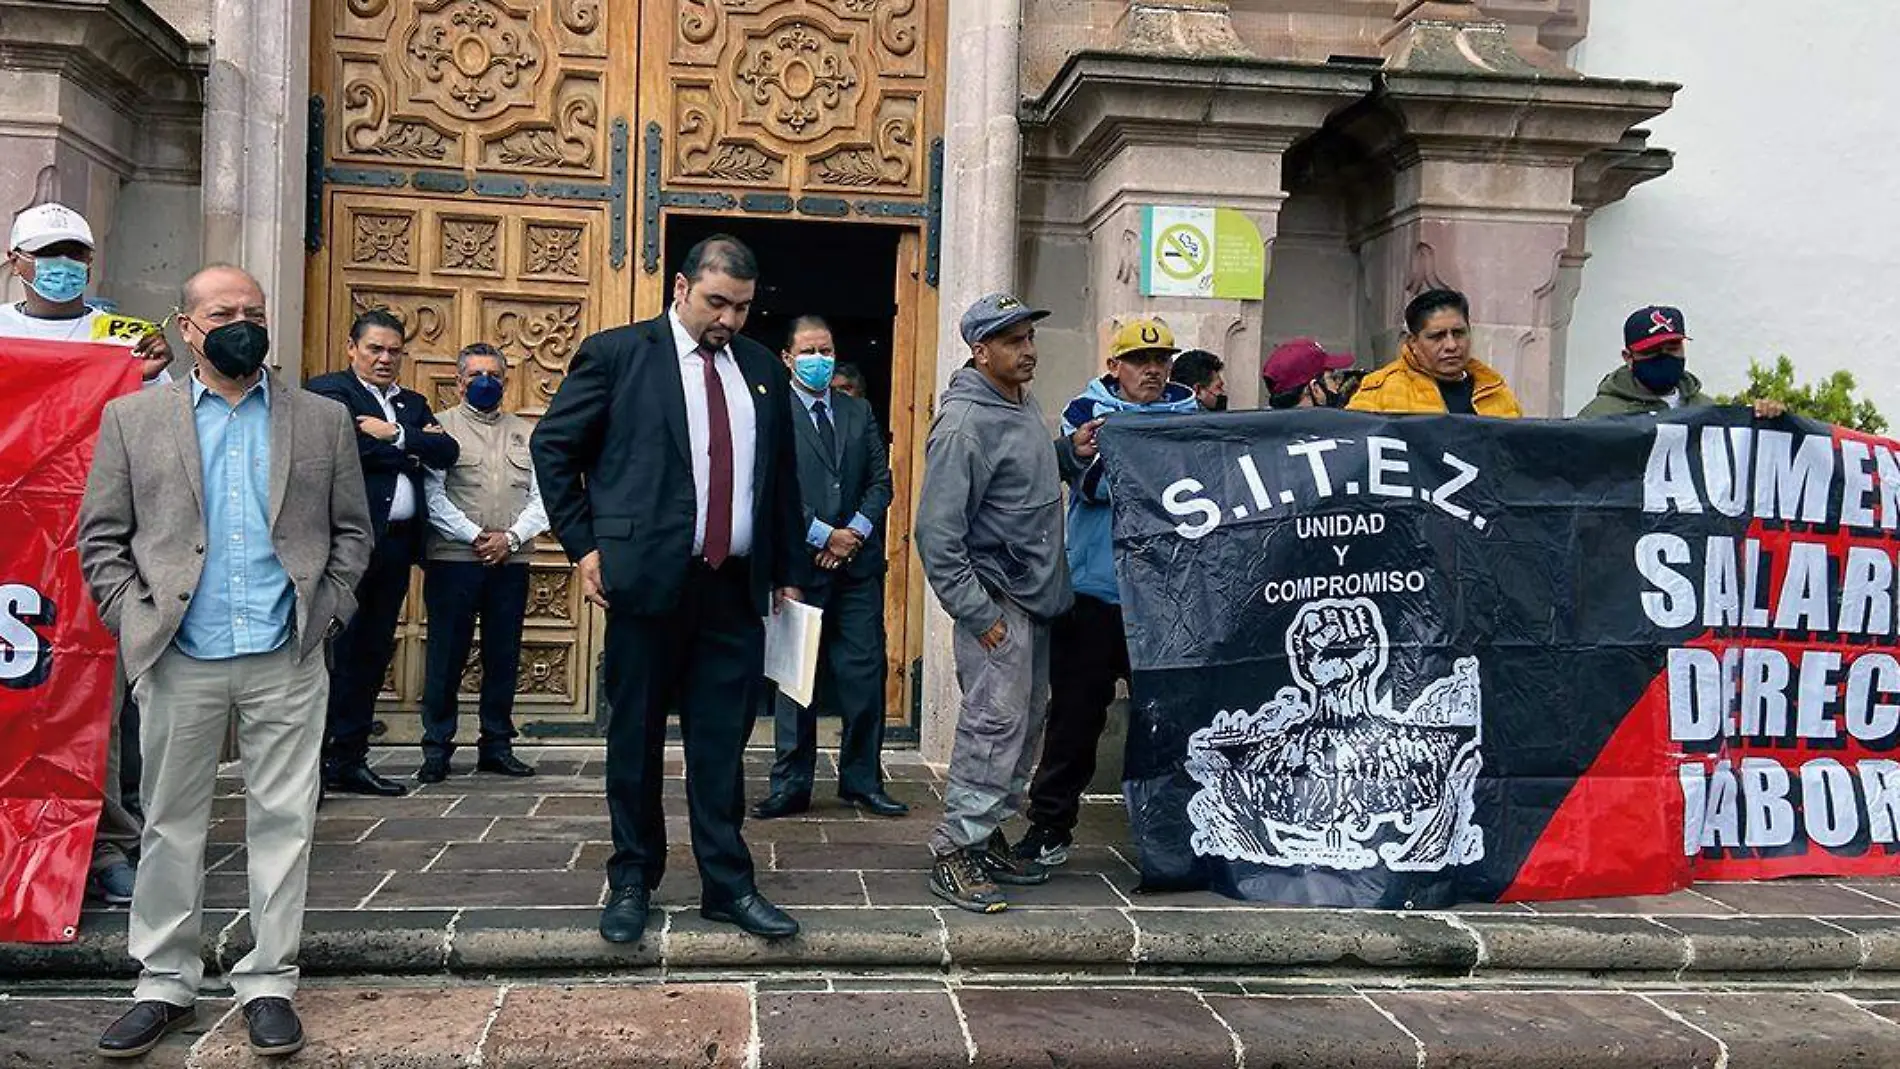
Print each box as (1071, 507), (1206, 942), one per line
(700, 346), (734, 568)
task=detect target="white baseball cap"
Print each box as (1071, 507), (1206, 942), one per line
(9, 203), (94, 253)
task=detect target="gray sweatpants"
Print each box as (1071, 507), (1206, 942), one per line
(931, 598), (1051, 856)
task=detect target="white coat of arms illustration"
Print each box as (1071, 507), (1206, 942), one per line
(1185, 597), (1484, 872)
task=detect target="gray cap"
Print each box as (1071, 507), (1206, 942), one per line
(959, 292), (1050, 346)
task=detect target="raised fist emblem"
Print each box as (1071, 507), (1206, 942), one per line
(1184, 597), (1485, 873)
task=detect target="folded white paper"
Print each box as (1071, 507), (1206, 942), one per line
(763, 599), (823, 707)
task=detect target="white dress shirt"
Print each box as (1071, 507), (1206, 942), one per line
(357, 375), (416, 522)
(668, 307), (757, 558)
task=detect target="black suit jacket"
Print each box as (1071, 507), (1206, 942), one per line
(787, 389), (892, 590)
(304, 371), (460, 552)
(529, 314), (803, 617)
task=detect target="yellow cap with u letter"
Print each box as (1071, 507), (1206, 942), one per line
(1108, 315), (1177, 361)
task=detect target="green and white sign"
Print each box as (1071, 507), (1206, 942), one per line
(1139, 205), (1266, 300)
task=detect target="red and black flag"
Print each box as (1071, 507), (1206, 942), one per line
(1102, 406), (1900, 906)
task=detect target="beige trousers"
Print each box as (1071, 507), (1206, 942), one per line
(129, 641), (326, 1007)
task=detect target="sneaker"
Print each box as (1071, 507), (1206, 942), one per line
(1013, 824), (1072, 867)
(930, 848), (1007, 914)
(979, 829), (1050, 886)
(88, 861), (136, 905)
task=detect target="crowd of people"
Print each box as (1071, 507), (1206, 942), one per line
(3, 201), (1779, 1057)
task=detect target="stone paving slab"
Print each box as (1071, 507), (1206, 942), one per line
(12, 747), (1900, 993)
(6, 983), (1900, 1067)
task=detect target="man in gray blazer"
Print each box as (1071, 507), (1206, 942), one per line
(751, 316), (906, 820)
(77, 265), (373, 1060)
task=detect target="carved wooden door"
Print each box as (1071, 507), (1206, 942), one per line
(306, 0), (636, 737)
(635, 0), (946, 734)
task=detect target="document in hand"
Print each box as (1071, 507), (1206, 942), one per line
(763, 600), (824, 707)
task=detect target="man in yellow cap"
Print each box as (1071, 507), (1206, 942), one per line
(1013, 315), (1199, 868)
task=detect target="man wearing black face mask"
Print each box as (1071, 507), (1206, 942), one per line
(1581, 305), (1786, 419)
(415, 343), (547, 784)
(78, 265), (373, 1059)
(1170, 349), (1228, 412)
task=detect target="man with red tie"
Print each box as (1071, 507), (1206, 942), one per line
(531, 235), (804, 945)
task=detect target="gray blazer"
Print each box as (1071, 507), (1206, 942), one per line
(787, 389), (893, 590)
(77, 373), (376, 681)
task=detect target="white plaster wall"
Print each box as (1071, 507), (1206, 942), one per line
(1567, 1), (1900, 424)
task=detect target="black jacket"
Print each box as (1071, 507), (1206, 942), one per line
(304, 371), (459, 551)
(529, 315), (803, 617)
(787, 388), (892, 590)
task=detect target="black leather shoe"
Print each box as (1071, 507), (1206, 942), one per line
(241, 997), (304, 1057)
(840, 788), (910, 818)
(599, 885), (651, 944)
(476, 751), (535, 777)
(98, 1000), (195, 1059)
(701, 892), (800, 939)
(324, 763), (409, 797)
(750, 791), (810, 820)
(416, 755), (449, 784)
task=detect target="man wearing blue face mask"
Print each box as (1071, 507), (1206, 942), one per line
(753, 315), (905, 820)
(1, 202), (172, 386)
(1580, 306), (1783, 419)
(416, 343), (548, 784)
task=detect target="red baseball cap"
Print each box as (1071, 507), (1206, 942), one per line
(1263, 338), (1354, 393)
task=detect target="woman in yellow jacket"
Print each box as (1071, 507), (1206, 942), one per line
(1347, 288), (1522, 418)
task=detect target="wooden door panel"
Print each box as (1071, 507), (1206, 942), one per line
(309, 0), (635, 736)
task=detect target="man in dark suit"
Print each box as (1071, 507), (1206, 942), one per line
(305, 308), (459, 797)
(752, 316), (906, 820)
(531, 235), (804, 943)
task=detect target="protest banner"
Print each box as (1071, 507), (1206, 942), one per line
(1103, 407), (1900, 907)
(0, 339), (138, 942)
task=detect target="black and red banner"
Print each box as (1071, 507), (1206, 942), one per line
(0, 339), (136, 942)
(1102, 407), (1900, 906)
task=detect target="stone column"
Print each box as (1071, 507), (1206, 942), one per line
(922, 0), (1025, 762)
(202, 0), (311, 374)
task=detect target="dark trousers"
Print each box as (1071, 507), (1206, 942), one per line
(601, 558), (761, 902)
(419, 559), (528, 761)
(1027, 594), (1130, 834)
(769, 570), (886, 800)
(325, 521), (414, 769)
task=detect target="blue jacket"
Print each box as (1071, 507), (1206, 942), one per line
(1060, 375), (1199, 605)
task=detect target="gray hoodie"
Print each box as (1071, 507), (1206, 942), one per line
(916, 365), (1080, 635)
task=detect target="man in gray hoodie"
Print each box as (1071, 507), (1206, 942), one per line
(915, 293), (1102, 913)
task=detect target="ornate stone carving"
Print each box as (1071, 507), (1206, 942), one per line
(351, 289), (455, 350)
(524, 223), (584, 278)
(489, 298), (584, 400)
(526, 569), (573, 621)
(439, 217), (500, 272)
(557, 0), (600, 34)
(733, 20), (861, 143)
(679, 0), (718, 45)
(482, 76), (600, 171)
(348, 0), (391, 16)
(351, 212), (413, 266)
(403, 0), (544, 122)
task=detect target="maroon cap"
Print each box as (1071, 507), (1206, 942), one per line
(1263, 338), (1355, 393)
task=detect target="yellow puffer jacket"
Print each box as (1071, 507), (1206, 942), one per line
(1347, 343), (1522, 418)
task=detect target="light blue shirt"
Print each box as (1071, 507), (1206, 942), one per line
(792, 386), (874, 550)
(175, 371), (294, 660)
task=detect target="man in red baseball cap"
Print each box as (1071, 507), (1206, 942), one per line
(1261, 338), (1355, 409)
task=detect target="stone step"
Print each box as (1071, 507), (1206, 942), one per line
(5, 980), (1900, 1067)
(13, 902), (1900, 989)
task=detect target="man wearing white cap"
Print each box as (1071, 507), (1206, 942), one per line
(1, 202), (173, 385)
(0, 202), (172, 909)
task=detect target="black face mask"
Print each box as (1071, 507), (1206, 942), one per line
(1207, 395), (1229, 412)
(201, 320), (270, 379)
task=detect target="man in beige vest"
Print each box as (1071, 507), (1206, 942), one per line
(417, 342), (548, 783)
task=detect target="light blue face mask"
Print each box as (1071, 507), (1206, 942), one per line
(793, 352), (836, 392)
(26, 255), (88, 304)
